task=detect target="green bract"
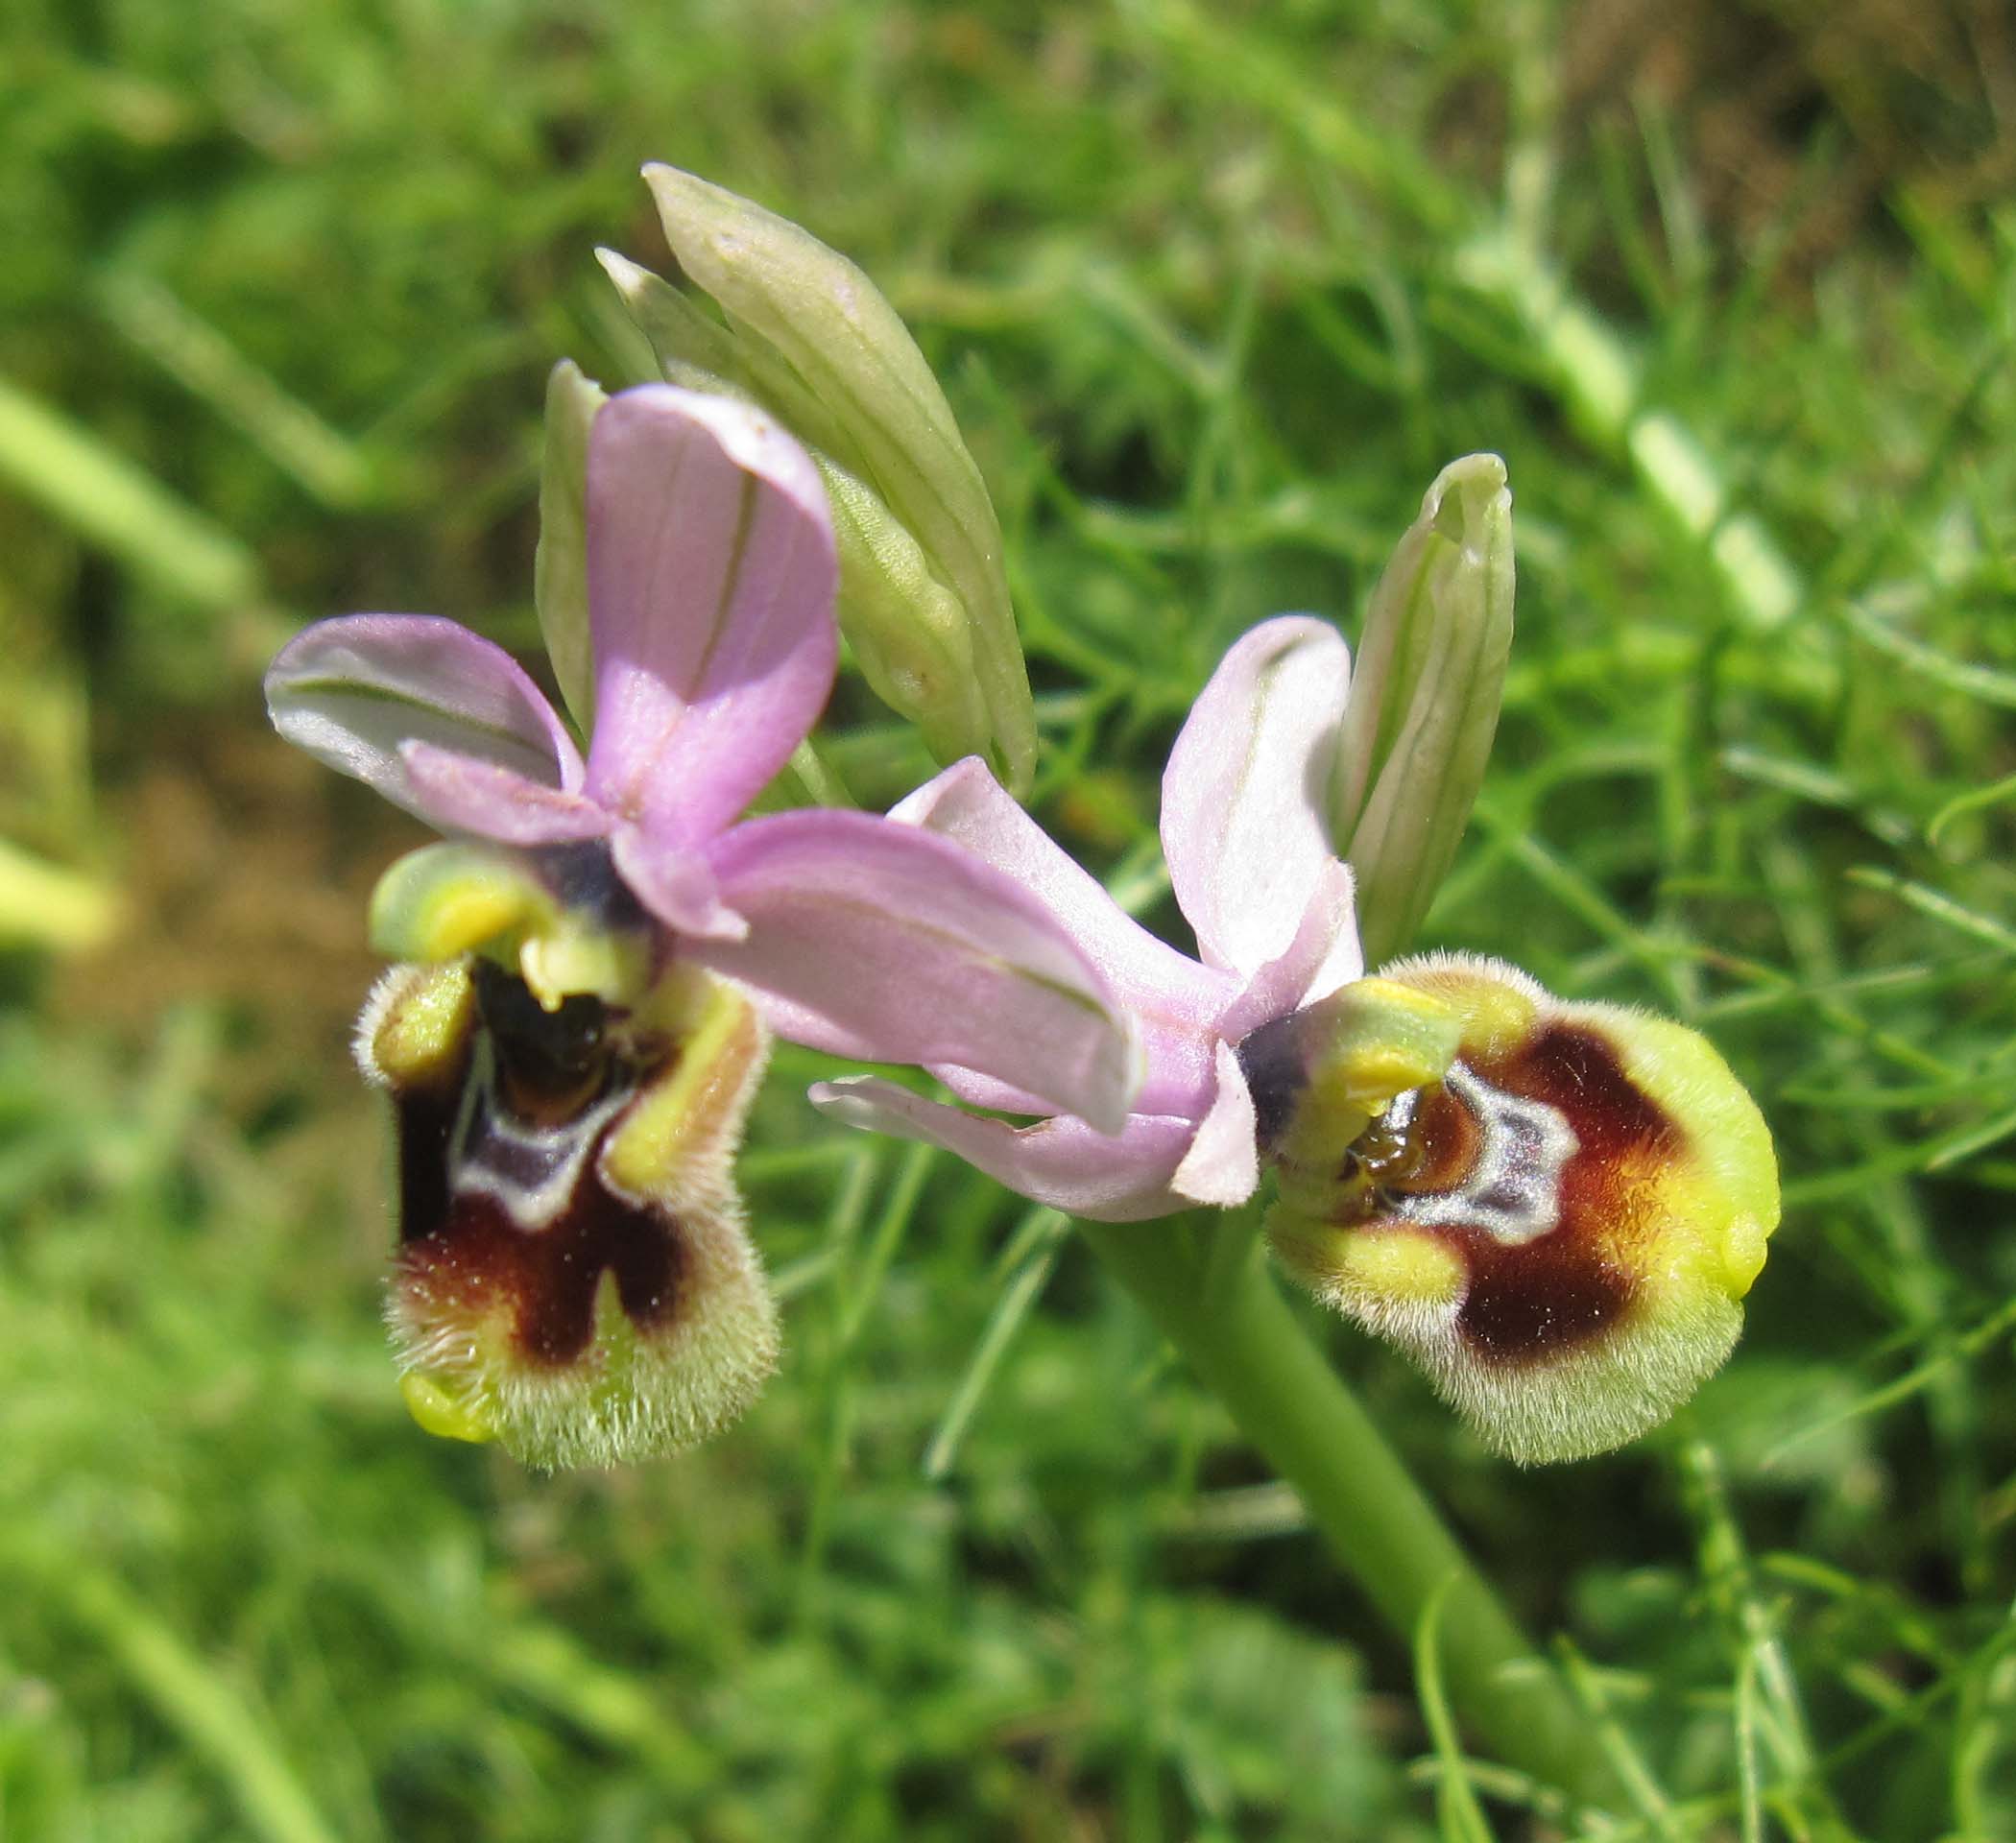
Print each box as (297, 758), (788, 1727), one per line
(599, 166), (1036, 795)
(1332, 453), (1514, 966)
(532, 359), (607, 733)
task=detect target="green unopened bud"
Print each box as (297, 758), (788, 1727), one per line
(592, 250), (744, 398)
(606, 166), (1036, 793)
(1246, 953), (1779, 1465)
(532, 360), (607, 734)
(820, 461), (988, 768)
(1332, 455), (1515, 965)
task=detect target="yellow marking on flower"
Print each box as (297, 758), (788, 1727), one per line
(400, 1372), (496, 1445)
(1596, 1005), (1780, 1298)
(370, 842), (554, 965)
(364, 962), (474, 1085)
(1333, 1230), (1467, 1305)
(1380, 955), (1541, 1061)
(602, 978), (767, 1204)
(1276, 978), (1463, 1168)
(518, 922), (648, 1011)
(370, 841), (657, 1012)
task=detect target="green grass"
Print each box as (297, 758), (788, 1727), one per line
(6, 1), (2016, 1836)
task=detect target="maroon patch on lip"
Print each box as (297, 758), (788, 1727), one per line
(378, 960), (701, 1370)
(1458, 1235), (1631, 1362)
(393, 1138), (687, 1367)
(1514, 1025), (1674, 1164)
(394, 1063), (467, 1249)
(1376, 1023), (1675, 1366)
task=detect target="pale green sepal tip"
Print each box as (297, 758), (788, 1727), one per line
(400, 1372), (496, 1445)
(1332, 453), (1514, 966)
(593, 249), (746, 397)
(534, 359), (607, 733)
(637, 163), (1037, 795)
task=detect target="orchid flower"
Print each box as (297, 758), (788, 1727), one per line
(265, 382), (1138, 1465)
(810, 616), (1364, 1221)
(266, 384), (1132, 1122)
(815, 461), (1781, 1465)
(1240, 953), (1779, 1463)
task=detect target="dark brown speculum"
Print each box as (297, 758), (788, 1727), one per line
(388, 963), (686, 1369)
(1258, 1011), (1683, 1368)
(1399, 1026), (1668, 1364)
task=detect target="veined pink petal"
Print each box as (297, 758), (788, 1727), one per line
(266, 615), (585, 826)
(400, 744), (612, 845)
(923, 1021), (1215, 1125)
(924, 1008), (1217, 1123)
(1213, 857), (1364, 1043)
(583, 386), (838, 844)
(895, 756), (1234, 1113)
(1169, 1042), (1260, 1208)
(1161, 616), (1353, 980)
(693, 809), (1141, 1133)
(807, 1078), (1199, 1223)
(610, 826), (747, 942)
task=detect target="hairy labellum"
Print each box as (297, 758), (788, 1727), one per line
(1243, 953), (1779, 1464)
(354, 953), (779, 1470)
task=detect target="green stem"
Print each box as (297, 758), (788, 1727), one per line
(1082, 1213), (1621, 1810)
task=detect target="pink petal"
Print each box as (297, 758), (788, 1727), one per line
(692, 809), (1140, 1133)
(922, 1064), (1058, 1117)
(266, 615), (585, 828)
(807, 1078), (1199, 1223)
(1161, 616), (1353, 979)
(1169, 1042), (1260, 1208)
(610, 826), (747, 941)
(400, 744), (612, 846)
(1213, 858), (1364, 1043)
(895, 756), (1234, 1113)
(583, 386), (838, 844)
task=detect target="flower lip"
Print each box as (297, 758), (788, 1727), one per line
(362, 958), (783, 1467)
(1261, 951), (1781, 1463)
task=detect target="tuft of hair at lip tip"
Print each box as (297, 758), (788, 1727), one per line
(384, 1196), (780, 1472)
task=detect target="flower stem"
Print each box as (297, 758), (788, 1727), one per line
(1081, 1212), (1622, 1810)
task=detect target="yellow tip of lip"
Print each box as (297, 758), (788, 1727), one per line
(1719, 1214), (1770, 1299)
(399, 1372), (496, 1446)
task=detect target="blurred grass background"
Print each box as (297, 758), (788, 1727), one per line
(5, 0), (2016, 1836)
